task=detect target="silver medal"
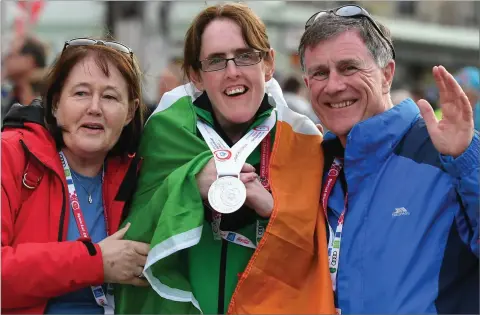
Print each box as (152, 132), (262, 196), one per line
(208, 176), (246, 214)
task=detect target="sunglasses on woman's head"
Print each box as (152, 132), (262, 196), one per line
(305, 5), (396, 60)
(62, 38), (134, 61)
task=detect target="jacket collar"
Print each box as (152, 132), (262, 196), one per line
(323, 98), (421, 170)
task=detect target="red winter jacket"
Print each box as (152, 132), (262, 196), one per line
(1, 103), (141, 314)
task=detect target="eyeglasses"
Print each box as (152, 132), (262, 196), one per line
(305, 5), (395, 59)
(62, 38), (134, 60)
(199, 51), (265, 72)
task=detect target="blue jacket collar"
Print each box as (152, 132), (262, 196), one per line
(323, 98), (421, 170)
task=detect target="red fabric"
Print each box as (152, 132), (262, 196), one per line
(29, 0), (45, 24)
(1, 122), (135, 314)
(14, 0), (45, 35)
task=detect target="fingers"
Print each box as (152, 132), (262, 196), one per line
(435, 65), (472, 122)
(240, 172), (258, 184)
(135, 266), (144, 278)
(241, 163), (255, 173)
(240, 164), (257, 183)
(417, 99), (438, 129)
(440, 66), (465, 99)
(433, 66), (448, 100)
(107, 223), (131, 240)
(127, 277), (150, 287)
(436, 66), (468, 109)
(130, 241), (150, 256)
(460, 93), (473, 121)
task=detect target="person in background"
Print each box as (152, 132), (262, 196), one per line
(157, 58), (185, 102)
(282, 75), (322, 124)
(299, 4), (478, 314)
(116, 3), (335, 314)
(2, 37), (149, 314)
(144, 58), (186, 116)
(1, 35), (47, 119)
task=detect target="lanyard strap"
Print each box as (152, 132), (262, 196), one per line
(59, 152), (113, 314)
(259, 134), (271, 191)
(210, 132), (272, 249)
(196, 110), (276, 177)
(212, 211), (267, 249)
(321, 157), (347, 293)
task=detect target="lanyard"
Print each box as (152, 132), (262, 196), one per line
(59, 151), (114, 314)
(210, 135), (271, 248)
(321, 157), (347, 293)
(211, 212), (266, 249)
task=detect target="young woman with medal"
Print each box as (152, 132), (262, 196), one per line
(1, 38), (149, 314)
(116, 3), (335, 314)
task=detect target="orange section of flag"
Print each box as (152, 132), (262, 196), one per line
(228, 120), (335, 314)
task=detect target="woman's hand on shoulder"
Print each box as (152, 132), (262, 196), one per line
(97, 223), (150, 286)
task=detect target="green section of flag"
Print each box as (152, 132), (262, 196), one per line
(114, 96), (210, 314)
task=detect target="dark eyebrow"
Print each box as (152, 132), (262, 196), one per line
(204, 48), (256, 59)
(234, 48), (255, 54)
(307, 64), (328, 76)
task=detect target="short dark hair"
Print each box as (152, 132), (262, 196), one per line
(183, 3), (271, 81)
(20, 37), (47, 68)
(299, 13), (393, 71)
(43, 41), (147, 156)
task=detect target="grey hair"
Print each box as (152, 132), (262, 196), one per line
(298, 14), (394, 71)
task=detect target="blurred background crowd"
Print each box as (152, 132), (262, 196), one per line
(1, 0), (479, 124)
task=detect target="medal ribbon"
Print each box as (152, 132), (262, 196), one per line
(59, 151), (114, 314)
(321, 157), (347, 293)
(196, 110), (276, 177)
(197, 111), (275, 249)
(209, 136), (271, 249)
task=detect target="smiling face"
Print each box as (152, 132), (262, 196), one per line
(303, 30), (394, 145)
(191, 18), (274, 130)
(53, 54), (136, 159)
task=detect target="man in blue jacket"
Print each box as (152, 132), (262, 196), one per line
(299, 5), (479, 314)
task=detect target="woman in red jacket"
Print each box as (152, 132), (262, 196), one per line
(1, 38), (149, 314)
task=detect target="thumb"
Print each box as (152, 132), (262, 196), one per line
(108, 222), (131, 240)
(241, 163), (256, 173)
(417, 99), (438, 128)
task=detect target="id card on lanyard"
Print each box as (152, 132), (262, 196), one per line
(321, 157), (347, 293)
(197, 112), (275, 249)
(59, 151), (114, 314)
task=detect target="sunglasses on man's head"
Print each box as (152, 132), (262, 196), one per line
(62, 38), (134, 61)
(305, 5), (396, 60)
